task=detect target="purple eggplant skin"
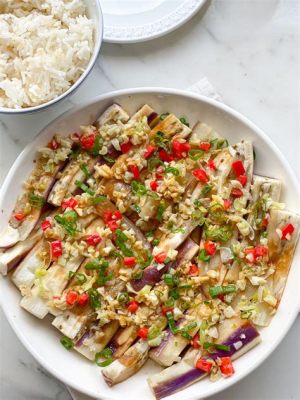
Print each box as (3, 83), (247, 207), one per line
(149, 321), (260, 399)
(131, 238), (199, 291)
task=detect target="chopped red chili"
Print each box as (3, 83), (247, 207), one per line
(193, 168), (209, 183)
(61, 198), (78, 210)
(196, 358), (213, 373)
(120, 141), (133, 154)
(80, 132), (96, 150)
(51, 240), (62, 258)
(154, 252), (167, 263)
(203, 240), (217, 256)
(231, 160), (245, 177)
(123, 257), (136, 267)
(199, 142), (211, 152)
(85, 233), (102, 246)
(231, 188), (243, 198)
(78, 292), (89, 306)
(144, 145), (156, 159)
(66, 290), (78, 305)
(129, 164), (140, 180)
(127, 300), (139, 313)
(41, 220), (51, 231)
(150, 181), (158, 191)
(14, 212), (25, 221)
(137, 327), (149, 340)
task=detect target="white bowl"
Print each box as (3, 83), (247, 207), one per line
(0, 0), (103, 115)
(0, 88), (299, 400)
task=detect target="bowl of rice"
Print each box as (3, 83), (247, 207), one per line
(0, 0), (103, 114)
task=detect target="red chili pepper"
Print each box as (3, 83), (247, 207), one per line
(144, 145), (156, 159)
(231, 160), (245, 177)
(203, 240), (217, 256)
(80, 132), (96, 150)
(196, 358), (213, 373)
(237, 175), (248, 187)
(113, 210), (122, 220)
(231, 188), (243, 198)
(103, 210), (113, 223)
(85, 233), (102, 246)
(245, 246), (268, 262)
(48, 138), (59, 150)
(127, 300), (139, 313)
(218, 294), (225, 301)
(41, 220), (51, 231)
(208, 159), (217, 171)
(172, 140), (191, 158)
(191, 333), (201, 349)
(14, 212), (25, 221)
(61, 198), (78, 210)
(159, 149), (174, 162)
(223, 199), (232, 210)
(262, 216), (269, 228)
(120, 141), (133, 154)
(193, 168), (209, 183)
(189, 264), (199, 275)
(199, 142), (211, 152)
(70, 132), (80, 141)
(156, 167), (164, 180)
(77, 292), (89, 306)
(154, 252), (167, 263)
(162, 306), (174, 316)
(129, 164), (140, 180)
(66, 290), (78, 305)
(281, 223), (295, 240)
(150, 180), (158, 191)
(137, 327), (149, 340)
(107, 220), (119, 231)
(124, 257), (136, 267)
(219, 357), (235, 376)
(51, 240), (62, 258)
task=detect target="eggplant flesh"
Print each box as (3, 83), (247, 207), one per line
(102, 340), (149, 386)
(148, 320), (260, 399)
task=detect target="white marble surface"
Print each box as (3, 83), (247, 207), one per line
(0, 1), (299, 399)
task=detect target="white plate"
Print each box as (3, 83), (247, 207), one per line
(101, 0), (206, 43)
(0, 88), (299, 400)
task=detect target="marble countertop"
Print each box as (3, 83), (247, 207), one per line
(0, 1), (299, 399)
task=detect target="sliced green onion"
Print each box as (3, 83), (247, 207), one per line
(152, 238), (160, 246)
(118, 292), (129, 304)
(198, 249), (210, 262)
(103, 155), (115, 165)
(148, 326), (161, 340)
(68, 271), (87, 284)
(160, 112), (170, 120)
(145, 230), (155, 238)
(147, 156), (163, 171)
(85, 259), (101, 270)
(75, 180), (95, 196)
(165, 297), (175, 308)
(179, 116), (190, 127)
(87, 288), (101, 309)
(80, 163), (90, 178)
(179, 322), (197, 339)
(157, 202), (166, 222)
(164, 166), (179, 176)
(54, 210), (78, 236)
(166, 311), (178, 334)
(188, 149), (205, 161)
(169, 288), (180, 300)
(92, 196), (106, 205)
(28, 192), (45, 209)
(115, 229), (133, 256)
(89, 135), (103, 156)
(131, 180), (148, 197)
(191, 210), (205, 226)
(178, 283), (193, 289)
(209, 284), (236, 298)
(95, 348), (113, 367)
(164, 273), (174, 286)
(60, 336), (73, 350)
(199, 320), (208, 344)
(204, 224), (233, 242)
(203, 341), (230, 352)
(154, 131), (171, 153)
(201, 184), (212, 196)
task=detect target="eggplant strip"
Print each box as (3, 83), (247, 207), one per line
(148, 318), (260, 399)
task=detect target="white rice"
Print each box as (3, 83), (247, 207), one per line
(0, 0), (94, 109)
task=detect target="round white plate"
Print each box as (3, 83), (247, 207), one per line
(101, 0), (206, 43)
(0, 88), (299, 400)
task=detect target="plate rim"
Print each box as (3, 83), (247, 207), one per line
(0, 87), (299, 400)
(103, 0), (206, 43)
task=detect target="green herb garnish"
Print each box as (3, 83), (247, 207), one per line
(92, 196), (107, 205)
(75, 180), (95, 196)
(131, 180), (148, 197)
(89, 135), (103, 156)
(131, 204), (141, 213)
(201, 184), (212, 196)
(87, 288), (101, 309)
(28, 192), (45, 209)
(54, 210), (78, 236)
(204, 224), (233, 242)
(154, 131), (171, 153)
(198, 249), (210, 262)
(152, 238), (160, 246)
(147, 155), (163, 171)
(115, 229), (133, 257)
(188, 149), (205, 161)
(203, 342), (230, 352)
(103, 155), (115, 165)
(166, 311), (178, 334)
(179, 116), (190, 127)
(118, 292), (129, 304)
(164, 166), (179, 176)
(179, 322), (197, 340)
(169, 288), (180, 300)
(60, 336), (74, 350)
(157, 202), (166, 222)
(160, 112), (170, 120)
(80, 163), (90, 178)
(68, 271), (87, 284)
(209, 284), (236, 298)
(95, 348), (113, 367)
